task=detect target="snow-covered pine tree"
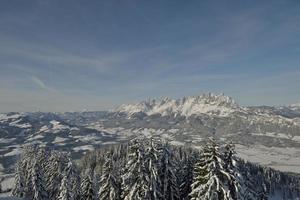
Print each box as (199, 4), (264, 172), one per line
(12, 160), (25, 197)
(81, 173), (95, 200)
(31, 159), (49, 200)
(58, 173), (72, 200)
(98, 151), (121, 200)
(45, 152), (63, 199)
(11, 145), (43, 198)
(64, 157), (81, 200)
(159, 142), (180, 200)
(223, 141), (243, 200)
(23, 146), (38, 198)
(122, 139), (149, 200)
(223, 141), (235, 170)
(144, 139), (162, 200)
(189, 151), (210, 200)
(36, 148), (49, 170)
(189, 138), (231, 200)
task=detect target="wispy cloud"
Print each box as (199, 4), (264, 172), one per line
(0, 35), (172, 83)
(30, 76), (58, 93)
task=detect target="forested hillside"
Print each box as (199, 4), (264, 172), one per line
(11, 139), (300, 200)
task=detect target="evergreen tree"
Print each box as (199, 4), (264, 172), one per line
(178, 150), (195, 200)
(31, 159), (48, 200)
(58, 173), (72, 200)
(98, 151), (121, 200)
(223, 141), (235, 170)
(12, 146), (38, 198)
(12, 160), (25, 197)
(65, 158), (81, 200)
(23, 146), (37, 198)
(45, 153), (63, 199)
(122, 139), (149, 200)
(239, 160), (259, 200)
(10, 139), (300, 200)
(144, 139), (162, 200)
(223, 142), (243, 200)
(190, 139), (231, 200)
(81, 173), (95, 200)
(159, 142), (180, 200)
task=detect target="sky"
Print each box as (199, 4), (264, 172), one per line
(0, 0), (300, 112)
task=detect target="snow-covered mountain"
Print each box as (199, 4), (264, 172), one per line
(114, 93), (300, 129)
(107, 94), (300, 174)
(1, 93), (300, 181)
(291, 102), (300, 107)
(115, 93), (243, 117)
(0, 112), (125, 177)
(115, 93), (300, 120)
(290, 102), (300, 112)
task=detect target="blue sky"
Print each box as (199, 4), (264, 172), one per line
(1, 0), (300, 112)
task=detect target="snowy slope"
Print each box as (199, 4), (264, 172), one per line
(290, 103), (300, 112)
(291, 102), (300, 107)
(0, 112), (126, 176)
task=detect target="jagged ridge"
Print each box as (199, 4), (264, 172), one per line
(114, 93), (241, 117)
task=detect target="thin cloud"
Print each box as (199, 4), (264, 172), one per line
(30, 76), (58, 93)
(0, 35), (168, 76)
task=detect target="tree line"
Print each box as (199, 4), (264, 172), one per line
(12, 138), (300, 199)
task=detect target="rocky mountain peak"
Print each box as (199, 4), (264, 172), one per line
(114, 93), (240, 117)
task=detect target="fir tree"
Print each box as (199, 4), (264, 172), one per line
(12, 160), (25, 197)
(159, 142), (180, 200)
(190, 139), (231, 200)
(65, 158), (81, 200)
(10, 139), (300, 200)
(122, 139), (149, 200)
(45, 153), (63, 199)
(23, 146), (37, 198)
(31, 159), (49, 200)
(144, 139), (162, 200)
(178, 150), (195, 200)
(98, 151), (121, 200)
(58, 173), (72, 200)
(239, 160), (259, 200)
(223, 141), (243, 200)
(81, 173), (95, 200)
(243, 176), (258, 200)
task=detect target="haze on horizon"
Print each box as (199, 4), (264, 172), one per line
(0, 0), (300, 113)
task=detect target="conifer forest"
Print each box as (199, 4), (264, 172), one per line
(12, 138), (300, 200)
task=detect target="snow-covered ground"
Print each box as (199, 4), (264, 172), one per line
(92, 126), (300, 174)
(0, 114), (22, 123)
(236, 144), (300, 173)
(73, 145), (95, 152)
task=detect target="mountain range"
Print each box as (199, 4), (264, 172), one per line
(1, 93), (300, 186)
